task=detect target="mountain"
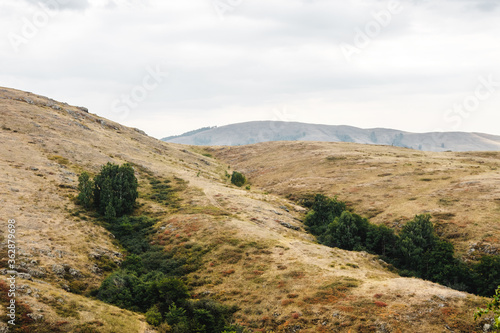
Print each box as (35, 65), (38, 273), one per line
(0, 87), (494, 332)
(162, 121), (500, 152)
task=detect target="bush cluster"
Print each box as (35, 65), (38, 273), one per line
(77, 163), (138, 219)
(304, 194), (500, 297)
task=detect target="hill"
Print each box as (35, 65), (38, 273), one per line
(162, 121), (500, 152)
(0, 87), (495, 332)
(210, 141), (500, 258)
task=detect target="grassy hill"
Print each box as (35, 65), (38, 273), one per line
(0, 87), (495, 332)
(209, 141), (500, 258)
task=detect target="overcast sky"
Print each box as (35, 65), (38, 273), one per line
(1, 0), (500, 138)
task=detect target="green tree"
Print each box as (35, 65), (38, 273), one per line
(230, 171), (246, 187)
(366, 224), (397, 257)
(474, 255), (500, 296)
(77, 171), (94, 208)
(475, 285), (500, 331)
(304, 194), (346, 236)
(93, 163), (138, 217)
(146, 305), (163, 326)
(396, 214), (437, 272)
(332, 211), (361, 250)
(165, 303), (187, 327)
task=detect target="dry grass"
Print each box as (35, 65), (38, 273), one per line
(0, 87), (493, 332)
(209, 141), (500, 257)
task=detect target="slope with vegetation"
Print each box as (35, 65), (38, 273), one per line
(0, 87), (497, 332)
(210, 141), (500, 258)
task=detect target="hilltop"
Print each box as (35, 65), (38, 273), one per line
(162, 121), (500, 152)
(0, 87), (495, 332)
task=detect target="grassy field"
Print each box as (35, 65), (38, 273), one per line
(0, 87), (495, 332)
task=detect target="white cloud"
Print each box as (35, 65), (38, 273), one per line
(0, 0), (499, 138)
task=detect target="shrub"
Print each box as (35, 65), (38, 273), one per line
(230, 171), (246, 187)
(475, 285), (500, 330)
(146, 305), (163, 326)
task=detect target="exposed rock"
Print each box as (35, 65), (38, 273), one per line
(68, 268), (82, 278)
(52, 264), (65, 276)
(279, 222), (300, 231)
(17, 273), (33, 281)
(280, 205), (290, 212)
(77, 106), (89, 113)
(134, 128), (146, 135)
(27, 313), (44, 321)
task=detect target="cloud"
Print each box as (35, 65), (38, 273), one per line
(22, 0), (90, 11)
(1, 0), (499, 138)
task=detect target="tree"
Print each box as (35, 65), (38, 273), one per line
(366, 224), (397, 257)
(77, 171), (93, 208)
(396, 214), (437, 272)
(304, 194), (346, 236)
(474, 255), (500, 296)
(332, 211), (361, 250)
(475, 285), (500, 331)
(146, 305), (163, 327)
(92, 163), (138, 217)
(230, 171), (246, 187)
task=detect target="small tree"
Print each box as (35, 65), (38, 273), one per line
(146, 305), (163, 327)
(230, 171), (246, 187)
(77, 171), (93, 208)
(475, 285), (500, 331)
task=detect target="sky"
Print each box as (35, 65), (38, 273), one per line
(1, 0), (500, 139)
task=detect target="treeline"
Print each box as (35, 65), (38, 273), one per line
(304, 194), (500, 297)
(78, 164), (244, 333)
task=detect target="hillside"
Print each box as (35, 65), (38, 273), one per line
(162, 121), (500, 152)
(0, 87), (495, 332)
(210, 141), (500, 258)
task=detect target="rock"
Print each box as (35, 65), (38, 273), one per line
(51, 105), (61, 110)
(484, 323), (491, 332)
(89, 264), (101, 274)
(28, 268), (46, 278)
(279, 222), (300, 231)
(280, 206), (290, 212)
(134, 128), (146, 135)
(17, 273), (33, 281)
(68, 268), (82, 278)
(27, 313), (44, 321)
(77, 106), (89, 113)
(52, 264), (65, 275)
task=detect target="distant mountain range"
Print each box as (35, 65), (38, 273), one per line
(161, 121), (500, 152)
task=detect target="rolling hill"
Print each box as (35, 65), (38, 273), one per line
(162, 121), (500, 152)
(0, 87), (496, 332)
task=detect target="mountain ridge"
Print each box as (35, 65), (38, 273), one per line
(162, 121), (500, 152)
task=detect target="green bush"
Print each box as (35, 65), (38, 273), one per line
(302, 193), (500, 297)
(230, 171), (246, 187)
(475, 285), (500, 331)
(77, 163), (138, 218)
(146, 305), (163, 326)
